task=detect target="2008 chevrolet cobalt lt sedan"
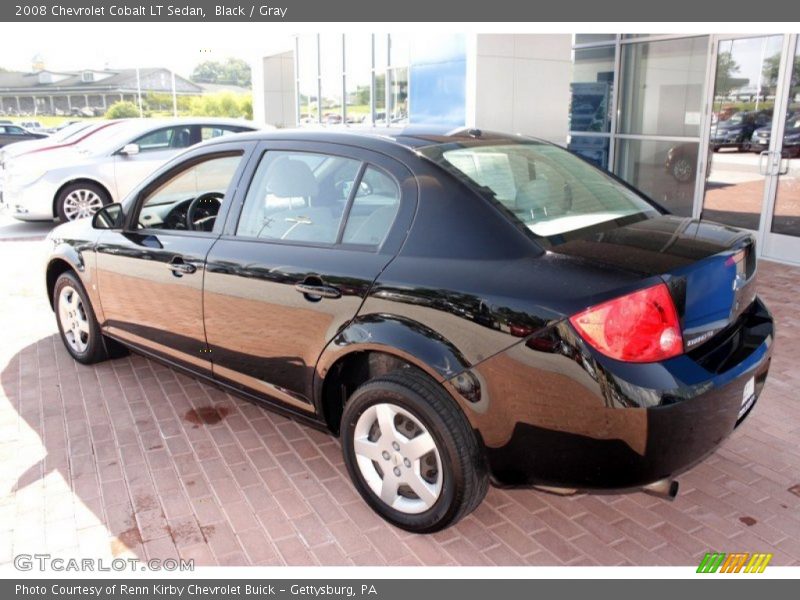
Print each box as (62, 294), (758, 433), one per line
(44, 127), (773, 532)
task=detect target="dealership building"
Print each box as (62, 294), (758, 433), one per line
(253, 34), (800, 265)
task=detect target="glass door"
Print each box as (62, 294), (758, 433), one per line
(700, 35), (784, 231)
(762, 36), (800, 264)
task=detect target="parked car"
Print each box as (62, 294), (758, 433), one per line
(0, 123), (48, 149)
(664, 143), (698, 183)
(5, 118), (256, 222)
(44, 127), (773, 532)
(710, 111), (770, 151)
(19, 120), (46, 133)
(1, 120), (99, 161)
(749, 114), (800, 157)
(0, 121), (119, 208)
(44, 120), (81, 134)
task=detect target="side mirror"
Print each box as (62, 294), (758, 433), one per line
(119, 143), (140, 156)
(92, 203), (124, 230)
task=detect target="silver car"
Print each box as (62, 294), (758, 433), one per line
(4, 117), (257, 221)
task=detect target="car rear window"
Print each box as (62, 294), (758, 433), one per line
(419, 140), (658, 239)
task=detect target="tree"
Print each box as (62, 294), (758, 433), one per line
(762, 53), (800, 92)
(188, 92), (251, 119)
(105, 101), (140, 119)
(714, 51), (742, 97)
(191, 57), (251, 88)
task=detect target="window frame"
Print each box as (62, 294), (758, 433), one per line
(122, 141), (255, 239)
(225, 141), (408, 253)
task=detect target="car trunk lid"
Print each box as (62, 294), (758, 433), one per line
(550, 215), (758, 350)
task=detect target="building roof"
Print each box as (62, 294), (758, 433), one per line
(0, 68), (203, 95)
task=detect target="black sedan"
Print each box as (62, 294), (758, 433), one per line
(710, 111), (770, 152)
(44, 127), (773, 532)
(0, 123), (48, 148)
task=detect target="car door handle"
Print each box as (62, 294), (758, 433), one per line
(167, 258), (196, 275)
(295, 283), (341, 299)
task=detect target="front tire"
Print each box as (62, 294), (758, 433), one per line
(56, 182), (110, 222)
(341, 369), (488, 533)
(54, 272), (109, 364)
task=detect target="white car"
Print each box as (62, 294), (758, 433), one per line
(0, 121), (122, 211)
(5, 117), (257, 222)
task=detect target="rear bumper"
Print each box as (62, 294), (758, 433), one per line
(452, 297), (774, 490)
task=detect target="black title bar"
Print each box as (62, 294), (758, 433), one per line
(2, 0), (800, 22)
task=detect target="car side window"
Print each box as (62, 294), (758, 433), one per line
(137, 153), (243, 231)
(341, 166), (401, 247)
(236, 151), (361, 244)
(201, 126), (247, 141)
(133, 126), (196, 152)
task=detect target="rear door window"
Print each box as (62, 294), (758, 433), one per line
(134, 126), (196, 152)
(236, 151), (361, 244)
(341, 166), (401, 246)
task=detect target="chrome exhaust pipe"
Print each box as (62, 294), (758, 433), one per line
(642, 478), (679, 500)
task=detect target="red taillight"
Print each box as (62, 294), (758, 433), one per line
(569, 283), (683, 363)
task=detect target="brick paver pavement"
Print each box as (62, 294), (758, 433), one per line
(1, 237), (799, 567)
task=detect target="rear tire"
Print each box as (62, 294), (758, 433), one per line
(341, 369), (488, 533)
(54, 271), (109, 364)
(56, 182), (110, 222)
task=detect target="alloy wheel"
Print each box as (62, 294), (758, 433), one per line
(62, 189), (104, 220)
(352, 402), (443, 514)
(673, 158), (693, 182)
(58, 286), (90, 353)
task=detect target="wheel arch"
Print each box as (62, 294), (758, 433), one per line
(314, 314), (472, 434)
(52, 178), (113, 219)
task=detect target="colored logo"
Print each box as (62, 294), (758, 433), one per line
(696, 552), (772, 573)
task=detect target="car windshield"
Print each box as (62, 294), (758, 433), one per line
(420, 140), (658, 239)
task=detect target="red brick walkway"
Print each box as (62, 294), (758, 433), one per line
(1, 239), (799, 566)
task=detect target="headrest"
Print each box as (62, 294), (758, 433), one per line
(266, 157), (319, 198)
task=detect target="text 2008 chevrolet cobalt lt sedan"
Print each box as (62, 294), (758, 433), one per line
(44, 127), (773, 532)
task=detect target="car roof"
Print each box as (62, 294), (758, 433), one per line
(74, 117), (258, 153)
(199, 125), (547, 155)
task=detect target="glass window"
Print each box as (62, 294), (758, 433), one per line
(772, 42), (800, 238)
(618, 37), (708, 137)
(320, 34), (344, 125)
(421, 142), (658, 239)
(374, 34), (389, 70)
(297, 34), (319, 124)
(374, 72), (387, 125)
(615, 138), (698, 217)
(134, 126), (195, 152)
(342, 166), (401, 246)
(567, 135), (610, 170)
(201, 126), (245, 141)
(575, 34), (616, 45)
(570, 46), (615, 133)
(237, 151), (361, 244)
(388, 67), (409, 125)
(345, 34), (372, 125)
(389, 34), (410, 67)
(137, 154), (242, 231)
